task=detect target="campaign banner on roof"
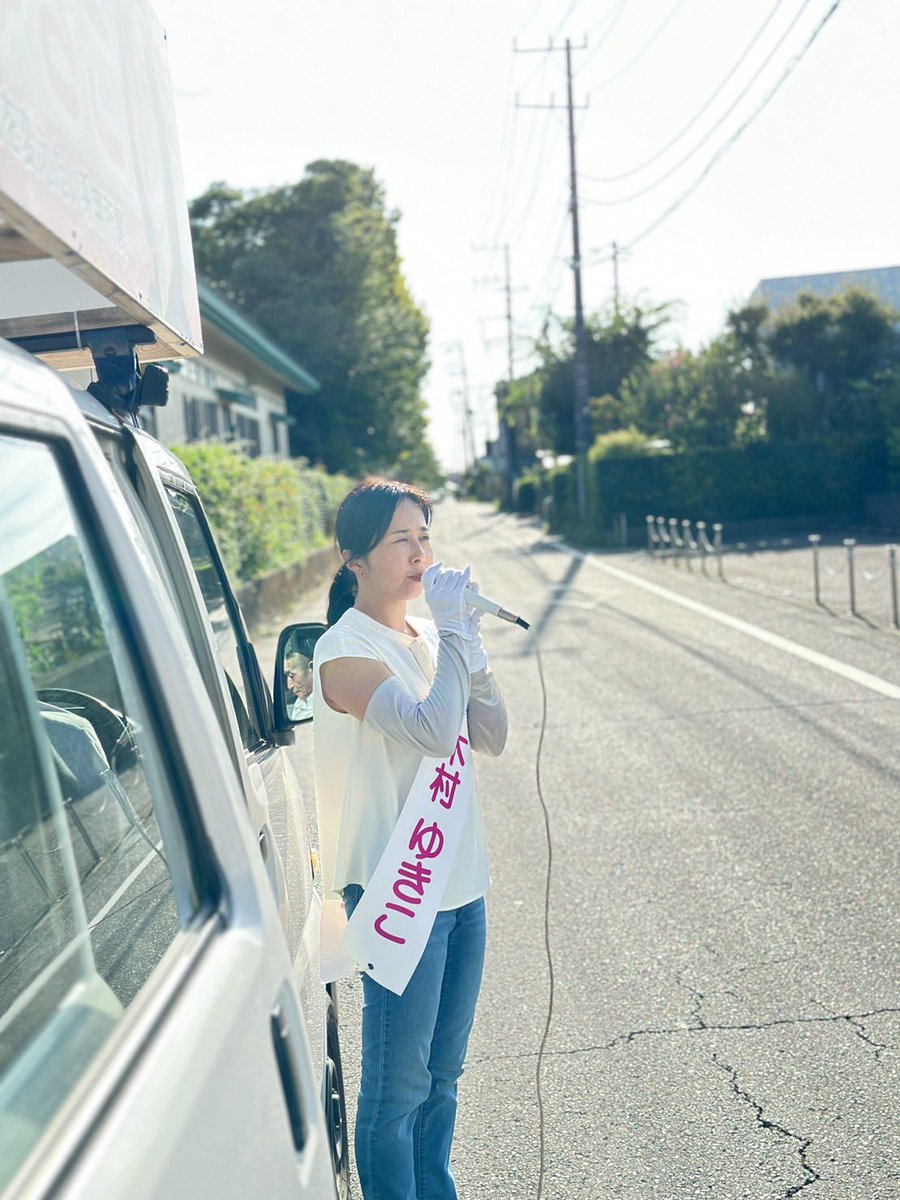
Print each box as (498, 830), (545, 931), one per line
(0, 0), (201, 356)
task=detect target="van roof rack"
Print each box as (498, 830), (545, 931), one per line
(10, 324), (170, 420)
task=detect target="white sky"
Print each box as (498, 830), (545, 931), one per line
(152, 0), (900, 473)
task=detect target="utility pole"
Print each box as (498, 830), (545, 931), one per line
(516, 37), (590, 522)
(612, 239), (620, 319)
(473, 242), (520, 506)
(454, 341), (475, 473)
(503, 243), (515, 383)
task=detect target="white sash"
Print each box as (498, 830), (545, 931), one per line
(322, 723), (473, 996)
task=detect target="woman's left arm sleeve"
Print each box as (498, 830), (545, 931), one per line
(466, 666), (508, 757)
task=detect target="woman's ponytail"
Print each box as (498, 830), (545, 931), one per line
(326, 563), (357, 627)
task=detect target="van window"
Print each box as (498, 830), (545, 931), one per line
(0, 435), (198, 1188)
(162, 487), (262, 751)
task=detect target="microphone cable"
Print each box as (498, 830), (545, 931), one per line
(532, 637), (555, 1200)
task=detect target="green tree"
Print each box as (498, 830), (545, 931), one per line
(504, 300), (671, 456)
(766, 287), (900, 438)
(190, 162), (434, 480)
(620, 301), (774, 451)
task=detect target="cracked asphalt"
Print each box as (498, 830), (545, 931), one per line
(259, 499), (900, 1199)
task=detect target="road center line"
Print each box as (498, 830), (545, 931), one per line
(550, 541), (900, 701)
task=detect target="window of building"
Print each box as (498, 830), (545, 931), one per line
(233, 412), (260, 459)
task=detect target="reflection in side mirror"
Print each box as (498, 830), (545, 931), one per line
(274, 622), (326, 728)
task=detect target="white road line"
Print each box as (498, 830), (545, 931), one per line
(550, 541), (900, 702)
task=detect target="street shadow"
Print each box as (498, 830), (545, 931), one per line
(521, 551), (585, 655)
(601, 597), (900, 790)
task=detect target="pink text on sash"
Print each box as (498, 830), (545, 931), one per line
(373, 734), (469, 946)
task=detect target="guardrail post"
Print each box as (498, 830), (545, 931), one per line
(646, 515), (657, 556)
(890, 545), (899, 629)
(668, 517), (683, 565)
(844, 538), (857, 616)
(713, 523), (724, 580)
(808, 534), (822, 606)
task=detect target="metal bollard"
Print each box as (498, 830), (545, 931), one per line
(713, 523), (724, 580)
(646, 515), (656, 556)
(681, 520), (696, 571)
(808, 534), (822, 606)
(844, 538), (857, 616)
(697, 521), (709, 576)
(890, 545), (899, 629)
(668, 517), (684, 565)
(657, 516), (672, 556)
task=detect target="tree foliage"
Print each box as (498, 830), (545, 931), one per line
(190, 162), (439, 485)
(503, 300), (671, 455)
(172, 443), (353, 582)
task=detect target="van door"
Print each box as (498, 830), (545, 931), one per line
(110, 427), (324, 1075)
(0, 350), (336, 1198)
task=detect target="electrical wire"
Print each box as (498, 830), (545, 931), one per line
(531, 199), (571, 317)
(531, 636), (555, 1200)
(580, 0), (790, 185)
(479, 53), (519, 246)
(619, 0), (845, 253)
(507, 109), (564, 247)
(584, 0), (630, 39)
(552, 0), (587, 40)
(580, 0), (815, 204)
(491, 46), (562, 247)
(587, 0), (691, 94)
(578, 0), (631, 74)
(515, 0), (551, 40)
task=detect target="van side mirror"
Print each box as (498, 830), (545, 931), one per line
(274, 622), (326, 731)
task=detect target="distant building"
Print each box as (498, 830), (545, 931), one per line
(147, 280), (320, 459)
(750, 265), (900, 314)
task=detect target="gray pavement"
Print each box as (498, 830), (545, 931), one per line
(256, 499), (899, 1200)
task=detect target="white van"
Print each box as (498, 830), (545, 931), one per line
(0, 338), (344, 1198)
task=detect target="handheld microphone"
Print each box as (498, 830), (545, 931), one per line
(464, 586), (530, 630)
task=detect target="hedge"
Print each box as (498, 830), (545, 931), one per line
(172, 443), (353, 582)
(537, 437), (889, 543)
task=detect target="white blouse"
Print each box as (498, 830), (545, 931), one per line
(312, 606), (491, 910)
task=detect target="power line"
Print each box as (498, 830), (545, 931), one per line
(581, 0), (790, 185)
(486, 50), (560, 244)
(586, 0), (691, 94)
(478, 53), (518, 244)
(505, 109), (565, 246)
(515, 37), (592, 518)
(617, 0), (845, 254)
(515, 0), (550, 40)
(580, 0), (815, 205)
(585, 0), (629, 39)
(552, 0), (587, 40)
(531, 197), (571, 313)
(577, 0), (631, 74)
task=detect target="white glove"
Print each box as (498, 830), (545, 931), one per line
(465, 581), (489, 673)
(423, 561), (471, 637)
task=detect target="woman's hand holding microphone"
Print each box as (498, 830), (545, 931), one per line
(423, 562), (489, 673)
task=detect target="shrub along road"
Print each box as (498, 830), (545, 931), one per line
(261, 498), (899, 1199)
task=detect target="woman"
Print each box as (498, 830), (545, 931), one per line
(312, 478), (508, 1200)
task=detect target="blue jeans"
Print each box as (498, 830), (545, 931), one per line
(342, 884), (486, 1200)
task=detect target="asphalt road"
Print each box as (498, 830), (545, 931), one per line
(262, 498), (900, 1200)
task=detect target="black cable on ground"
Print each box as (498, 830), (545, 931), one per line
(532, 639), (555, 1200)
